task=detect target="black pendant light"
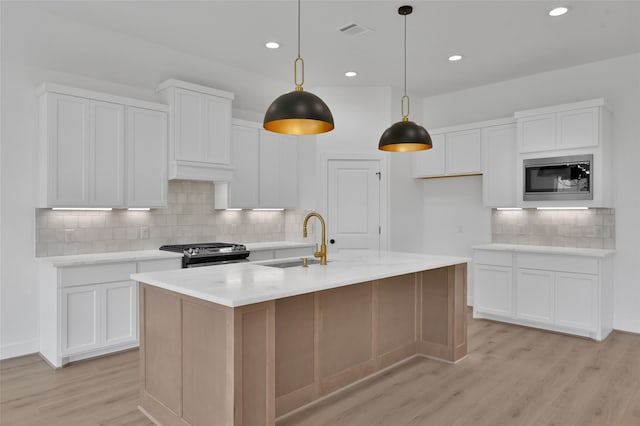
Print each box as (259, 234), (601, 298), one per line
(263, 0), (334, 135)
(379, 5), (432, 152)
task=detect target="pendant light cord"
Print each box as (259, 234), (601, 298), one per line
(294, 0), (304, 90)
(403, 13), (407, 98)
(298, 0), (301, 59)
(401, 12), (410, 120)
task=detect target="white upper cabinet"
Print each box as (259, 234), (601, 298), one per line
(517, 113), (556, 153)
(412, 134), (445, 177)
(260, 131), (298, 208)
(412, 127), (481, 178)
(228, 123), (260, 208)
(515, 99), (612, 208)
(515, 99), (606, 153)
(446, 129), (482, 175)
(37, 83), (168, 208)
(215, 120), (298, 209)
(40, 94), (125, 207)
(126, 107), (168, 207)
(91, 101), (125, 206)
(157, 79), (234, 182)
(482, 122), (517, 207)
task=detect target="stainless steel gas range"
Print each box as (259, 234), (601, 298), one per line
(159, 242), (250, 268)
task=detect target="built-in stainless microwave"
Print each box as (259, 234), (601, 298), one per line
(523, 154), (593, 201)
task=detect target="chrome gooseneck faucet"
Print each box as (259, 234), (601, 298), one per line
(303, 212), (327, 265)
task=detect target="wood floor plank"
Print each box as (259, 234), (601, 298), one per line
(2, 310), (640, 426)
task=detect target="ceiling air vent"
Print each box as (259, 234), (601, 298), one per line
(338, 22), (373, 37)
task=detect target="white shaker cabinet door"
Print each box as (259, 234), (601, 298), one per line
(229, 125), (259, 208)
(555, 272), (597, 330)
(46, 93), (90, 206)
(277, 134), (298, 208)
(259, 131), (298, 208)
(412, 133), (445, 177)
(90, 100), (125, 207)
(126, 107), (168, 207)
(174, 88), (203, 162)
(61, 285), (101, 355)
(518, 113), (556, 153)
(516, 268), (554, 324)
(103, 281), (138, 345)
(474, 265), (513, 317)
(204, 93), (232, 164)
(556, 107), (599, 150)
(445, 129), (481, 175)
(482, 123), (517, 207)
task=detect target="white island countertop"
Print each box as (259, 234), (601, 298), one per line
(131, 250), (469, 307)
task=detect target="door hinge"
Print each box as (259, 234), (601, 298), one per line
(379, 225), (381, 234)
(375, 171), (381, 180)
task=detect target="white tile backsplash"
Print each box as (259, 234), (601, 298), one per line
(492, 208), (615, 249)
(36, 180), (315, 257)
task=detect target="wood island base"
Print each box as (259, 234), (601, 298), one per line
(138, 264), (467, 426)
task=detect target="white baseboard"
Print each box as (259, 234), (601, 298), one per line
(0, 339), (39, 360)
(613, 319), (640, 335)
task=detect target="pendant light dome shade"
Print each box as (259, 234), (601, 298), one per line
(379, 119), (432, 152)
(263, 0), (334, 135)
(378, 5), (432, 152)
(263, 89), (334, 135)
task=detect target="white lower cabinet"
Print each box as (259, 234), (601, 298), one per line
(61, 284), (100, 355)
(516, 268), (554, 324)
(103, 281), (137, 345)
(39, 256), (181, 367)
(473, 248), (613, 341)
(555, 272), (596, 330)
(474, 265), (513, 317)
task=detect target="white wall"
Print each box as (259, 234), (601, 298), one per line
(388, 88), (425, 254)
(422, 53), (640, 332)
(308, 86), (425, 254)
(421, 177), (492, 304)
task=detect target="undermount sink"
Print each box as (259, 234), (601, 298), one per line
(263, 258), (322, 268)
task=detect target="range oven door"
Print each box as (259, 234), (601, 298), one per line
(183, 257), (249, 268)
(523, 154), (593, 201)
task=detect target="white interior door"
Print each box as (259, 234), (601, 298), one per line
(327, 160), (380, 252)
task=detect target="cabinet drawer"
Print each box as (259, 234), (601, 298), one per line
(474, 250), (513, 267)
(516, 253), (598, 274)
(138, 258), (182, 273)
(60, 262), (137, 287)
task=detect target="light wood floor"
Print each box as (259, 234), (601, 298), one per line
(2, 311), (640, 426)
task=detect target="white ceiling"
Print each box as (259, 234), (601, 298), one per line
(4, 1), (640, 99)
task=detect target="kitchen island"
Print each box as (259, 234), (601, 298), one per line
(131, 250), (469, 426)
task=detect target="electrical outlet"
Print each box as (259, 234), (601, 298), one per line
(64, 229), (75, 242)
(139, 226), (150, 240)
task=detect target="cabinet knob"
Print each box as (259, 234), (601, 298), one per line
(329, 239), (335, 244)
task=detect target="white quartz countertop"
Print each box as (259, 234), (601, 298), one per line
(243, 241), (314, 251)
(472, 244), (615, 257)
(36, 249), (183, 267)
(131, 250), (470, 307)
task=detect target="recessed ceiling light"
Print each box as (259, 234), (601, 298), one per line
(265, 41), (280, 49)
(548, 7), (569, 17)
(448, 54), (463, 62)
(345, 71), (358, 77)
